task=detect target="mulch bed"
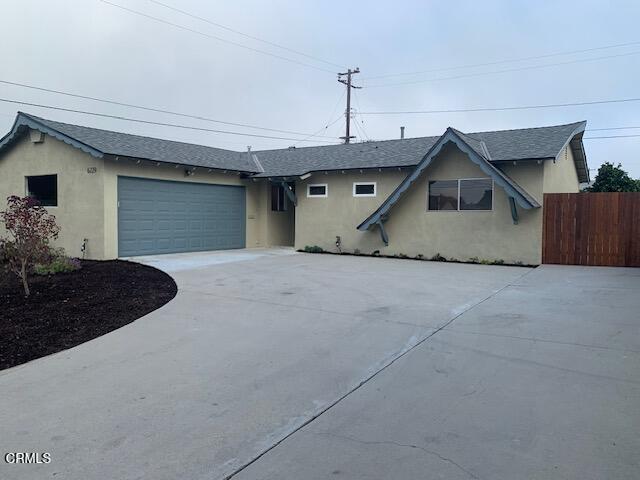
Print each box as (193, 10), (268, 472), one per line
(0, 260), (177, 371)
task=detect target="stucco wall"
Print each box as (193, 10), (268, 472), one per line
(0, 131), (105, 259)
(0, 133), (290, 260)
(543, 145), (580, 193)
(294, 144), (545, 265)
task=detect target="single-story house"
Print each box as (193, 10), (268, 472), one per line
(0, 112), (588, 265)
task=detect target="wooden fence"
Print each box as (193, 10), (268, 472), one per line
(543, 193), (640, 267)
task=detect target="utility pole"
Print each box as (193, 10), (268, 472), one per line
(337, 68), (361, 144)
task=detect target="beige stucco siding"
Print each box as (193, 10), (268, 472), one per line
(295, 144), (545, 264)
(0, 132), (105, 259)
(294, 170), (407, 254)
(0, 132), (293, 260)
(543, 145), (580, 193)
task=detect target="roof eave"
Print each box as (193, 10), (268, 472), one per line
(357, 128), (540, 232)
(555, 121), (589, 183)
(0, 112), (105, 159)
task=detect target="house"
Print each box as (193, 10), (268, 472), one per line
(0, 112), (588, 265)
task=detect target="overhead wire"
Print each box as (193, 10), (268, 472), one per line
(98, 0), (337, 74)
(0, 79), (336, 138)
(358, 97), (640, 115)
(364, 50), (640, 88)
(362, 40), (640, 80)
(146, 0), (345, 69)
(0, 98), (339, 143)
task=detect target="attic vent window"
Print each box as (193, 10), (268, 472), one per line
(307, 184), (327, 198)
(353, 182), (376, 197)
(26, 174), (57, 206)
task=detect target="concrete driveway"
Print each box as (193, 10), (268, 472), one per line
(1, 251), (638, 480)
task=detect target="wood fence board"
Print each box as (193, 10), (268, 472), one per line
(543, 192), (640, 267)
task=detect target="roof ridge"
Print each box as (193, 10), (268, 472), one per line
(18, 111), (241, 154)
(463, 120), (587, 136)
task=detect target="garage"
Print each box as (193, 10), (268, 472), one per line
(118, 176), (246, 257)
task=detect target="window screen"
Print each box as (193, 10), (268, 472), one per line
(354, 183), (375, 196)
(428, 180), (458, 210)
(26, 175), (57, 206)
(308, 184), (327, 197)
(460, 179), (493, 210)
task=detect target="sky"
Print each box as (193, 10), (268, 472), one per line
(2, 0), (640, 177)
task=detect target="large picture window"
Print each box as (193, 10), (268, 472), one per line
(428, 178), (493, 211)
(428, 180), (458, 211)
(26, 174), (57, 206)
(459, 178), (493, 210)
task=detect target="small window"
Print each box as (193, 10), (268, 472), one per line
(428, 180), (458, 211)
(353, 182), (376, 197)
(26, 175), (57, 206)
(460, 179), (493, 210)
(307, 184), (327, 198)
(271, 185), (287, 211)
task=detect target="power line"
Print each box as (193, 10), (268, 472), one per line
(0, 98), (340, 144)
(362, 40), (640, 80)
(0, 79), (335, 138)
(293, 90), (346, 146)
(358, 97), (640, 115)
(364, 50), (640, 88)
(146, 0), (345, 70)
(98, 0), (336, 74)
(584, 134), (640, 139)
(293, 115), (344, 147)
(588, 126), (640, 131)
(351, 90), (371, 141)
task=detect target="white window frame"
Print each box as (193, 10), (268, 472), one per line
(427, 177), (494, 212)
(307, 183), (328, 198)
(353, 182), (377, 197)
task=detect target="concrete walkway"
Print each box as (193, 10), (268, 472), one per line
(1, 252), (638, 479)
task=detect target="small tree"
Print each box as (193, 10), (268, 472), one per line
(0, 196), (60, 297)
(585, 162), (640, 192)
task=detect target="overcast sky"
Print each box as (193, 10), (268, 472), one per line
(2, 0), (640, 177)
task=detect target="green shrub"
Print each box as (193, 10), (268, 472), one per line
(468, 256), (479, 264)
(430, 253), (447, 262)
(416, 254), (424, 260)
(34, 248), (81, 275)
(491, 259), (505, 265)
(303, 245), (324, 253)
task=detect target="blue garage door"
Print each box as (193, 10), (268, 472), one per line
(118, 176), (246, 257)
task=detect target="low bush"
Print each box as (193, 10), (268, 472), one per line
(430, 253), (447, 262)
(34, 248), (81, 276)
(303, 245), (324, 253)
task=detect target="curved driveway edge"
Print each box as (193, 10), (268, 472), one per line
(1, 250), (530, 479)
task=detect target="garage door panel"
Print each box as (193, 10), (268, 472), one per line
(118, 177), (246, 256)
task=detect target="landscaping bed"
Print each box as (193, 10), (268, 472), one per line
(0, 260), (177, 370)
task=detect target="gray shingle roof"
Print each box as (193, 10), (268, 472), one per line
(0, 112), (587, 181)
(10, 113), (260, 173)
(252, 121), (587, 177)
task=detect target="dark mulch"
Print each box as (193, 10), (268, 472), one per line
(0, 260), (177, 370)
